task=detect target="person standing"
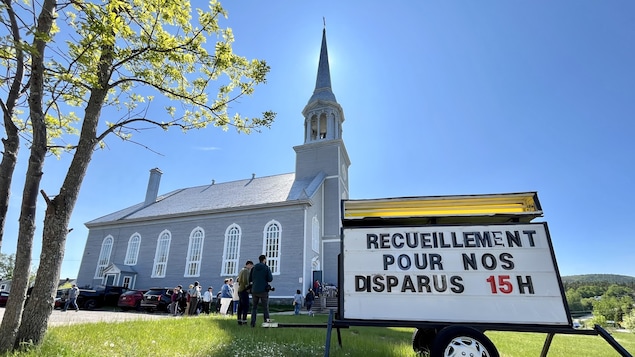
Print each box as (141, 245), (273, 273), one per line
(305, 288), (315, 316)
(63, 284), (80, 312)
(236, 260), (254, 325)
(170, 286), (182, 316)
(202, 286), (213, 314)
(293, 289), (304, 315)
(249, 254), (273, 327)
(188, 281), (201, 316)
(220, 279), (233, 315)
(314, 280), (321, 296)
(231, 278), (240, 315)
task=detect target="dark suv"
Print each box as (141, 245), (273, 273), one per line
(140, 288), (172, 312)
(57, 285), (128, 310)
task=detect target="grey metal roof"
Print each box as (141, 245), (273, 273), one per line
(86, 172), (324, 227)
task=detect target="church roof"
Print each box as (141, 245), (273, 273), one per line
(86, 172), (325, 227)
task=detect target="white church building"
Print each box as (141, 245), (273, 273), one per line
(75, 28), (350, 299)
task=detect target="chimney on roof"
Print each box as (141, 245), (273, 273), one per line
(252, 173), (255, 179)
(144, 168), (162, 206)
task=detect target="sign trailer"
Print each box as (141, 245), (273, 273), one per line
(329, 192), (631, 357)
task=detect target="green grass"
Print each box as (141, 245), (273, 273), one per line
(4, 313), (634, 357)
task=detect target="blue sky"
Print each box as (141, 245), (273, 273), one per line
(2, 1), (634, 280)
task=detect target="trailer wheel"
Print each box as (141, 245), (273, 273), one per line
(430, 326), (499, 357)
(412, 328), (437, 355)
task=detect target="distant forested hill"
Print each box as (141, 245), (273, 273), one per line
(561, 274), (635, 289)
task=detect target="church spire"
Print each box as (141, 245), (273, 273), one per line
(307, 26), (337, 104)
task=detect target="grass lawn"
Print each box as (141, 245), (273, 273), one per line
(4, 313), (634, 356)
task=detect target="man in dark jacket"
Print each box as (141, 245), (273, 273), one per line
(249, 254), (273, 327)
(236, 260), (254, 325)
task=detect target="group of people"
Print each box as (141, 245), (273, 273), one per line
(168, 282), (205, 316)
(164, 254), (272, 327)
(166, 254), (319, 326)
(293, 287), (317, 316)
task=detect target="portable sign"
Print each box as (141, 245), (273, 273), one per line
(341, 222), (570, 326)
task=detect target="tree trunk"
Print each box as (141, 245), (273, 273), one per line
(0, 0), (55, 353)
(15, 20), (113, 347)
(0, 0), (26, 250)
(0, 121), (20, 252)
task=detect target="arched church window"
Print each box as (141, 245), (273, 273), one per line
(152, 230), (171, 278)
(185, 227), (205, 277)
(263, 221), (281, 275)
(222, 224), (241, 276)
(94, 236), (113, 278)
(124, 233), (141, 266)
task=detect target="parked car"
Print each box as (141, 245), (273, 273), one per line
(118, 289), (146, 311)
(0, 291), (9, 307)
(57, 285), (128, 310)
(79, 285), (129, 310)
(54, 289), (67, 309)
(140, 287), (172, 312)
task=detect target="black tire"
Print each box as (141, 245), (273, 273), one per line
(83, 299), (98, 310)
(412, 328), (438, 355)
(430, 326), (499, 357)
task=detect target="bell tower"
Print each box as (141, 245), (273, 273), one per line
(294, 27), (349, 196)
(294, 27), (350, 277)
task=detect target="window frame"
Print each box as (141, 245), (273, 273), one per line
(221, 224), (241, 276)
(184, 227), (205, 277)
(151, 230), (171, 278)
(263, 220), (281, 275)
(124, 233), (141, 266)
(94, 235), (114, 279)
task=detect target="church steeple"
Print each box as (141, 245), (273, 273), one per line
(308, 27), (337, 105)
(302, 27), (344, 144)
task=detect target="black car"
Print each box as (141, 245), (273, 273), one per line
(0, 291), (9, 307)
(140, 288), (172, 312)
(57, 286), (128, 310)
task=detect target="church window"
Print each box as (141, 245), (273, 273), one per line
(152, 230), (171, 278)
(312, 216), (320, 253)
(222, 224), (241, 276)
(263, 221), (281, 275)
(185, 227), (205, 277)
(94, 236), (113, 279)
(124, 233), (141, 266)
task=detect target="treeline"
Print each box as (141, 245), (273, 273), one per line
(563, 274), (635, 329)
(562, 274), (635, 290)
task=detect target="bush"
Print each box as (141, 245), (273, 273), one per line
(622, 310), (635, 331)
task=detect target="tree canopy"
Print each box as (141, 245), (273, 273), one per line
(0, 0), (274, 352)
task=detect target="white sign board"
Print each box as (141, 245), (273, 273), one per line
(341, 223), (569, 325)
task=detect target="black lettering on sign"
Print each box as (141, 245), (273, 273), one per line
(462, 252), (515, 271)
(383, 254), (395, 270)
(372, 275), (385, 292)
(355, 275), (370, 292)
(450, 276), (464, 293)
(367, 234), (379, 249)
(517, 275), (534, 294)
(386, 275), (399, 292)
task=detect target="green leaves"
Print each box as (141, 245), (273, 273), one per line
(4, 0), (275, 153)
